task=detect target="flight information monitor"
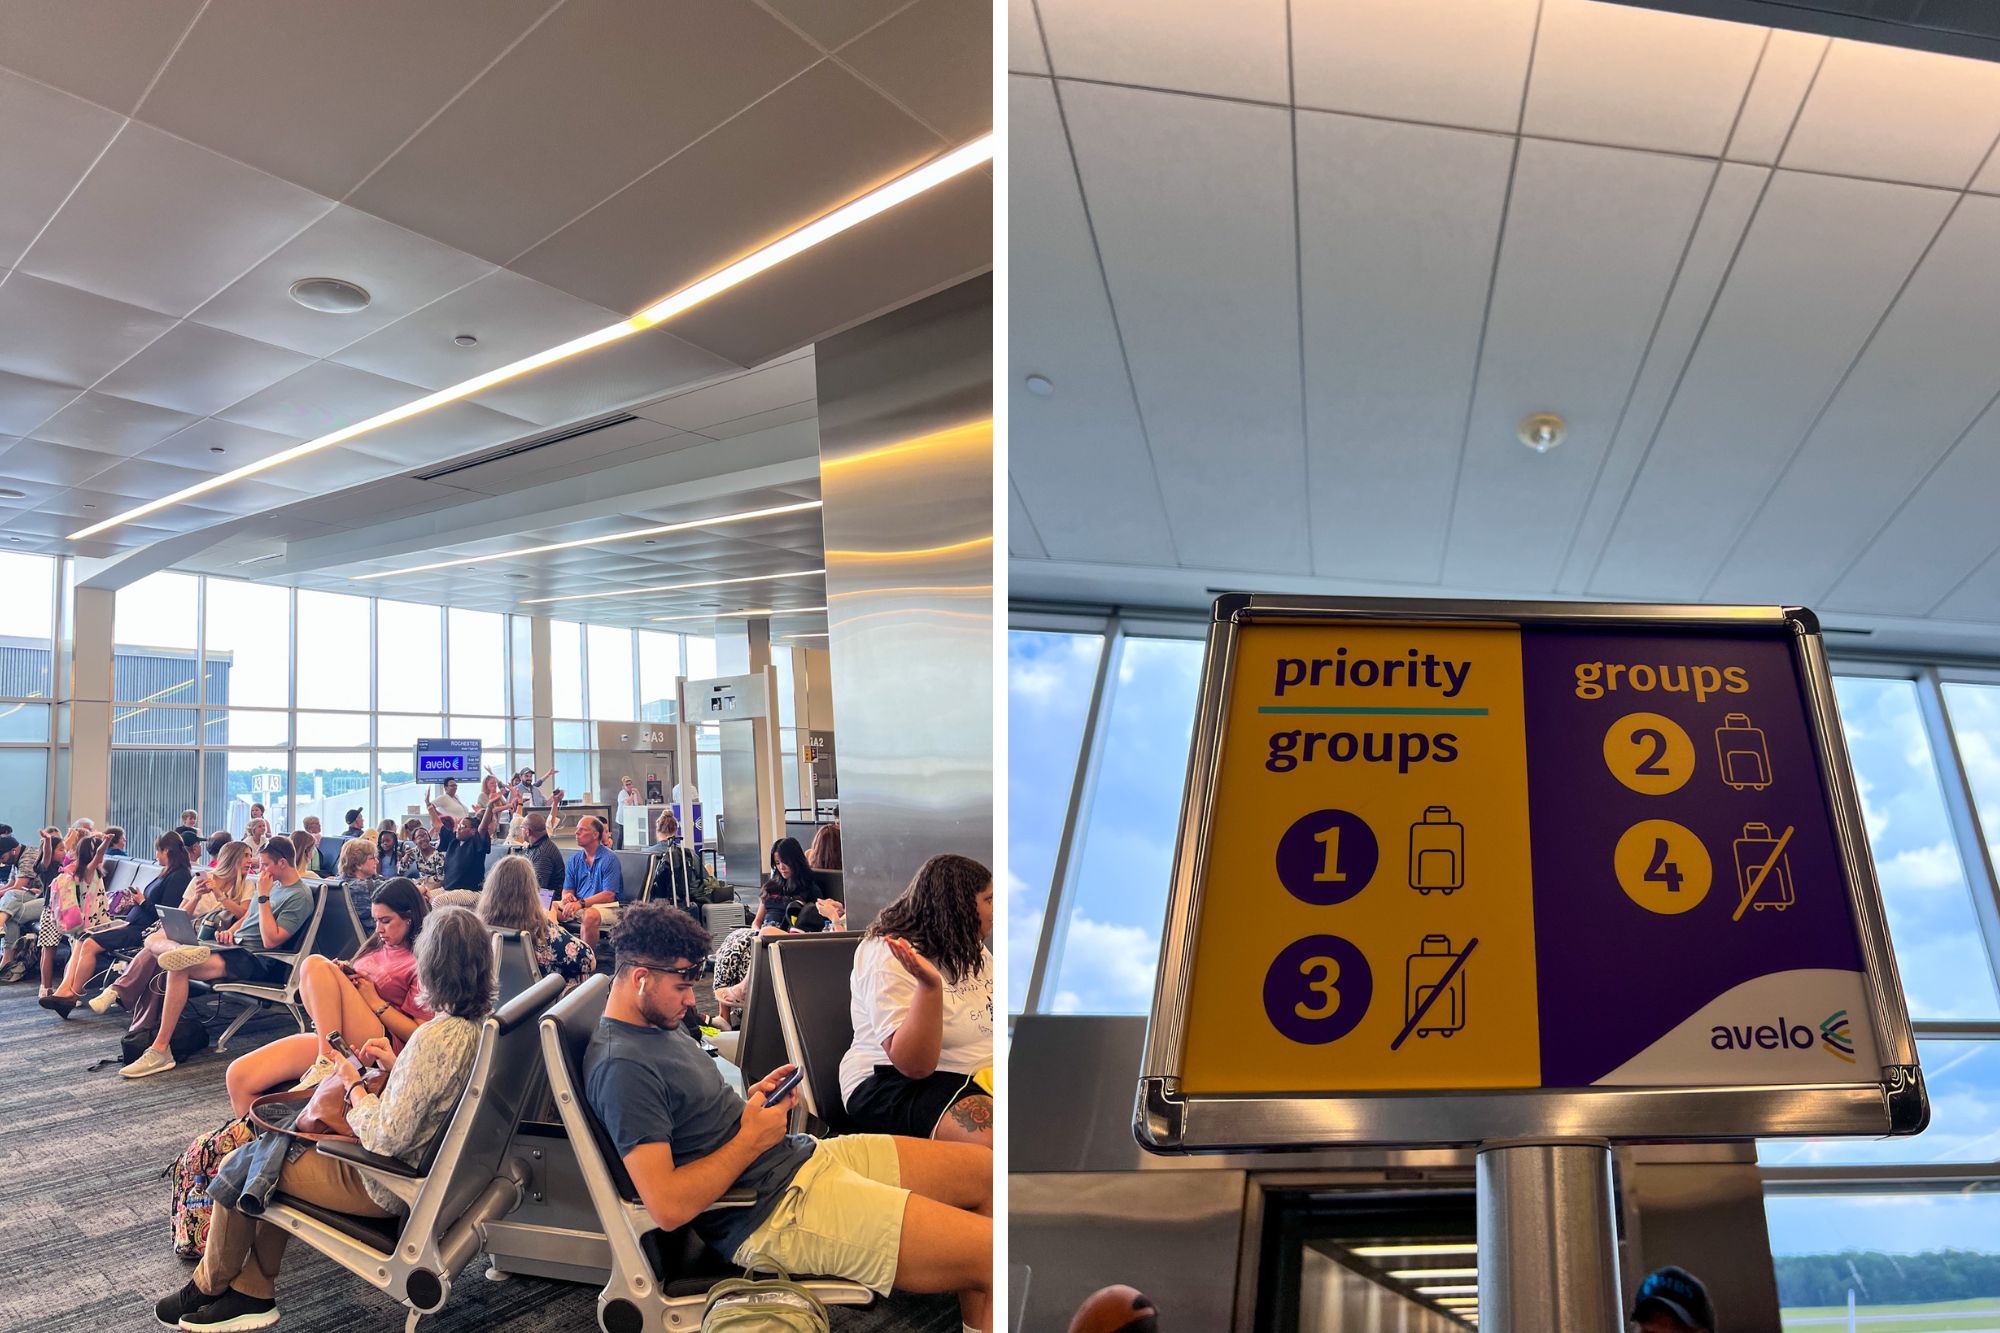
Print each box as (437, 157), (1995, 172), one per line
(413, 738), (481, 780)
(1136, 596), (1925, 1153)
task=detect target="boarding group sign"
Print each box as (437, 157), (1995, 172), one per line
(1138, 597), (1923, 1151)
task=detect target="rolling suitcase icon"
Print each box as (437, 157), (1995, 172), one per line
(1733, 822), (1796, 916)
(1715, 713), (1772, 791)
(1409, 806), (1464, 894)
(1405, 934), (1466, 1039)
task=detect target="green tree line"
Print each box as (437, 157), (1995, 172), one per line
(1776, 1250), (2000, 1307)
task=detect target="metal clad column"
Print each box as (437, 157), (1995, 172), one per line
(1477, 1142), (1623, 1333)
(814, 274), (992, 923)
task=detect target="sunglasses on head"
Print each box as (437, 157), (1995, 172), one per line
(631, 959), (703, 981)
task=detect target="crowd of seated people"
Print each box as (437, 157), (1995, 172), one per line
(3, 795), (994, 1330)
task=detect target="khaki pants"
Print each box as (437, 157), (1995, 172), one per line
(196, 1145), (392, 1300)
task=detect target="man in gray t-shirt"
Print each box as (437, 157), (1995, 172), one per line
(582, 904), (992, 1329)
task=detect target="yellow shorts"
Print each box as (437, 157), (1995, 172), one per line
(733, 1134), (908, 1296)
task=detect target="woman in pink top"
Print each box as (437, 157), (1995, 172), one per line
(221, 877), (435, 1116)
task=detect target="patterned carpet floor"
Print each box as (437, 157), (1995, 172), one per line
(0, 975), (962, 1333)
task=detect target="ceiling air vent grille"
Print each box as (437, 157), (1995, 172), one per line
(415, 412), (640, 482)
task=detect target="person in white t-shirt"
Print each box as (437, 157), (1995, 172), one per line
(427, 777), (469, 822)
(840, 853), (994, 1146)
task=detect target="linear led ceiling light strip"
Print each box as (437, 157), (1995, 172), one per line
(650, 604), (828, 623)
(520, 569), (825, 606)
(349, 499), (822, 580)
(68, 134), (995, 542)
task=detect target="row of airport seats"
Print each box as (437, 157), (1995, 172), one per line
(255, 932), (877, 1329)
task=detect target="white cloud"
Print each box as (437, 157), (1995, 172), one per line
(1878, 841), (1964, 893)
(1048, 913), (1162, 1014)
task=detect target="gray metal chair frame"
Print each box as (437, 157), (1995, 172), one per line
(540, 975), (872, 1333)
(258, 972), (565, 1331)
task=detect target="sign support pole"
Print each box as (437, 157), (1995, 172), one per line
(1475, 1140), (1622, 1333)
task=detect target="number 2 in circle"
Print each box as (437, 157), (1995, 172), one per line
(1295, 955), (1342, 1019)
(1644, 837), (1683, 893)
(1631, 728), (1670, 776)
(1312, 825), (1347, 883)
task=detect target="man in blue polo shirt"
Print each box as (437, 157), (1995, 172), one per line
(557, 814), (623, 950)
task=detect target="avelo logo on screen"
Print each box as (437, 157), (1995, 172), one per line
(413, 738), (480, 779)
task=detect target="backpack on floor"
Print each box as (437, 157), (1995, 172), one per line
(701, 1263), (831, 1332)
(167, 1114), (255, 1258)
(122, 1006), (210, 1067)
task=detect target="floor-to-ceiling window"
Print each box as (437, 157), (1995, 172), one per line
(0, 553), (58, 832)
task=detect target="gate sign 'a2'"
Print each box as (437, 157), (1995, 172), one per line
(1136, 597), (1926, 1153)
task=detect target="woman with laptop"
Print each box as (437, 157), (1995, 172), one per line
(42, 831), (191, 1015)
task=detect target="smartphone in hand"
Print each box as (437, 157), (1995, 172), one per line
(763, 1067), (804, 1107)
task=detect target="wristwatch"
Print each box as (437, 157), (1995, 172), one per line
(256, 894), (271, 904)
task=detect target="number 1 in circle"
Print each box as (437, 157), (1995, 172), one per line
(1312, 825), (1347, 883)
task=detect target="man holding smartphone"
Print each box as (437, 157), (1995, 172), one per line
(584, 903), (993, 1332)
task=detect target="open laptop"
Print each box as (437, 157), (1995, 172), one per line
(158, 906), (244, 950)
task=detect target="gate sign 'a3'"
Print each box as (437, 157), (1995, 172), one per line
(1136, 596), (1926, 1153)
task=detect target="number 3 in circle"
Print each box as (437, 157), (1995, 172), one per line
(1264, 934), (1373, 1044)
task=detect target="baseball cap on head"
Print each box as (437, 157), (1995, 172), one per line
(1631, 1266), (1714, 1331)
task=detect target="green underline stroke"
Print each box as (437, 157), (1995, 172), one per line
(1258, 705), (1489, 716)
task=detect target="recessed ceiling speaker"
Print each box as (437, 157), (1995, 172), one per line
(1518, 413), (1567, 454)
(288, 277), (372, 313)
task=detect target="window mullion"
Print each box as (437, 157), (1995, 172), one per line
(1914, 668), (2000, 994)
(1025, 619), (1124, 1015)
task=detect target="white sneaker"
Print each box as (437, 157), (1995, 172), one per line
(291, 1054), (336, 1090)
(160, 944), (211, 972)
(86, 987), (118, 1014)
(121, 1046), (176, 1079)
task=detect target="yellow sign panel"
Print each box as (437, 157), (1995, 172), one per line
(1179, 624), (1541, 1093)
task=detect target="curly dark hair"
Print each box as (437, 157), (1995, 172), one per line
(610, 901), (713, 972)
(865, 853), (990, 986)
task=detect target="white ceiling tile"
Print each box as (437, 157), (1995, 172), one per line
(1558, 162), (1768, 593)
(0, 270), (176, 386)
(342, 400), (539, 469)
(1062, 80), (1304, 573)
(511, 61), (945, 318)
(16, 121), (334, 317)
(1293, 0), (1538, 132)
(691, 401), (818, 440)
(137, 0), (553, 198)
(662, 165), (990, 368)
(0, 438), (123, 488)
(1831, 403), (2000, 617)
(139, 417), (304, 477)
(838, 0), (992, 143)
(636, 358), (819, 432)
(1782, 39), (2000, 189)
(0, 68), (123, 270)
(1445, 141), (1714, 590)
(1933, 528), (2000, 623)
(192, 204), (495, 358)
(471, 326), (741, 428)
(215, 360), (423, 438)
(95, 320), (313, 417)
(0, 369), (84, 435)
(0, 0), (205, 113)
(1007, 479), (1046, 558)
(1523, 0), (1764, 157)
(329, 268), (624, 390)
(1298, 113), (1511, 584)
(1008, 0), (1048, 75)
(759, 0), (913, 50)
(347, 0), (818, 264)
(1591, 172), (1955, 599)
(1009, 72), (1178, 569)
(1709, 195), (2000, 606)
(1726, 29), (1827, 166)
(1036, 0), (1287, 103)
(31, 392), (197, 457)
